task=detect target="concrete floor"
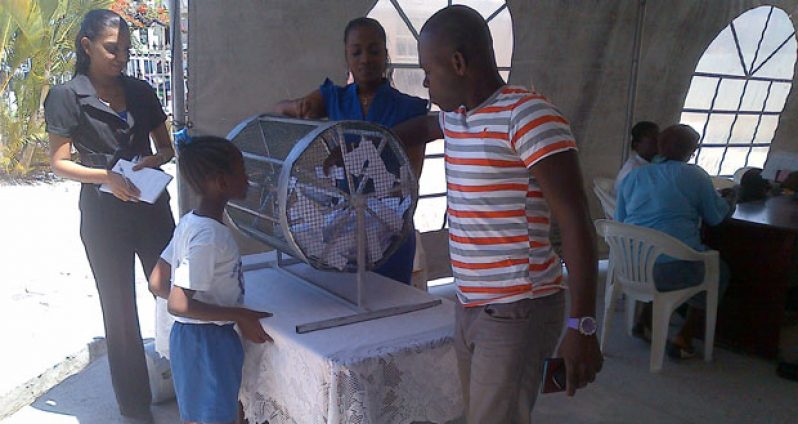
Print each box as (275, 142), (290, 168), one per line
(531, 321), (798, 424)
(5, 356), (179, 424)
(6, 273), (797, 424)
(0, 178), (171, 420)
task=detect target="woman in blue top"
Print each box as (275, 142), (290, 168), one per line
(273, 17), (428, 285)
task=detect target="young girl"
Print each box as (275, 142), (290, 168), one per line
(149, 135), (272, 424)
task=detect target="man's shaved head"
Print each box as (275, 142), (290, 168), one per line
(420, 5), (497, 69)
(418, 5), (503, 111)
(658, 124), (700, 162)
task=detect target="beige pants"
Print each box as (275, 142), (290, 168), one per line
(454, 291), (565, 424)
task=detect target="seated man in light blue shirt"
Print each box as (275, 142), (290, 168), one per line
(616, 124), (733, 359)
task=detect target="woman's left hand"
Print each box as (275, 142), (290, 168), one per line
(133, 154), (167, 171)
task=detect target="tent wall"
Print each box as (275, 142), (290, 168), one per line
(636, 0), (798, 157)
(509, 0), (798, 187)
(187, 0), (798, 228)
(187, 0), (367, 137)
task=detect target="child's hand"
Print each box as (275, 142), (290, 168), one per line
(235, 308), (273, 344)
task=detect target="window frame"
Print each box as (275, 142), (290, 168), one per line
(682, 6), (796, 177)
(371, 0), (513, 230)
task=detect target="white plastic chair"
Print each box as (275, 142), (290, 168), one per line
(593, 177), (617, 219)
(595, 219), (720, 372)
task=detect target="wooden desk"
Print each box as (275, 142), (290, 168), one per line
(704, 195), (798, 358)
(731, 195), (798, 231)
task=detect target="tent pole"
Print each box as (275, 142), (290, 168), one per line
(623, 0), (647, 164)
(169, 0), (190, 214)
(169, 0), (185, 130)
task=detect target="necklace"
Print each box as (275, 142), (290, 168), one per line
(359, 93), (373, 113)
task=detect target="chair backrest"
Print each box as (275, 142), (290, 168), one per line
(594, 219), (706, 289)
(592, 178), (617, 219)
(594, 177), (615, 193)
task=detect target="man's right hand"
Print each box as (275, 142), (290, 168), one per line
(236, 308), (274, 343)
(557, 329), (603, 396)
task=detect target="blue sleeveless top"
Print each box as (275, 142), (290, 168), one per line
(319, 78), (428, 127)
(319, 78), (427, 284)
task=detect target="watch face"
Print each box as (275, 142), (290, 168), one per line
(580, 317), (597, 334)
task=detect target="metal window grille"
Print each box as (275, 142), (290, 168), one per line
(369, 0), (513, 230)
(681, 6), (796, 177)
(128, 52), (173, 115)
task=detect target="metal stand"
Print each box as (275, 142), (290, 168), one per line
(244, 245), (441, 334)
(295, 299), (442, 334)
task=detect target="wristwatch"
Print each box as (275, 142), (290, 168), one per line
(567, 316), (597, 336)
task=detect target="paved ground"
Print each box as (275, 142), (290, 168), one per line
(0, 166), (179, 418)
(5, 356), (179, 424)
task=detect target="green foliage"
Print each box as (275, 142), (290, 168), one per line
(0, 0), (112, 177)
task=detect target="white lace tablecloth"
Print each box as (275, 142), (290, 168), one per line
(237, 256), (462, 424)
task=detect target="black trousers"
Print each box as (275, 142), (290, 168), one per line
(78, 184), (175, 415)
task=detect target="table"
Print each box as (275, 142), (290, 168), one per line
(237, 254), (463, 424)
(704, 195), (798, 358)
(730, 194), (798, 230)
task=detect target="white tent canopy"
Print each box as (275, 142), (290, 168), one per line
(181, 0), (798, 222)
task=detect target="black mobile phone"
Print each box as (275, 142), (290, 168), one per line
(541, 357), (567, 394)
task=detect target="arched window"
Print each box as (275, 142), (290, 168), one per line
(368, 0), (513, 231)
(681, 6), (796, 177)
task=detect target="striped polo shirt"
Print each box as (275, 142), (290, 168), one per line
(442, 85), (577, 307)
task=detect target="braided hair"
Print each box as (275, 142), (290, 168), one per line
(176, 136), (242, 195)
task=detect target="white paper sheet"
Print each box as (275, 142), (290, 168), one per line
(99, 159), (172, 204)
(343, 140), (397, 196)
(317, 165), (345, 180)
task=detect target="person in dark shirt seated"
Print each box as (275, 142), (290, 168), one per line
(613, 121), (659, 194)
(615, 124), (733, 359)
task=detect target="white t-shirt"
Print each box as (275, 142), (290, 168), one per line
(614, 152), (649, 195)
(161, 212), (244, 325)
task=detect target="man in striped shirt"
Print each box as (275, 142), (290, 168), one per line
(393, 6), (602, 423)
